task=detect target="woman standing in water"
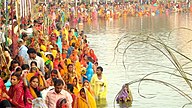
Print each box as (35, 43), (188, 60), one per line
(77, 88), (96, 108)
(116, 84), (133, 103)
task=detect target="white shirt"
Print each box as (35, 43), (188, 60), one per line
(45, 89), (73, 108)
(18, 45), (29, 63)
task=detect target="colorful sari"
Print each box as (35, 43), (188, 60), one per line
(24, 87), (33, 108)
(72, 77), (81, 96)
(8, 80), (25, 108)
(116, 84), (133, 103)
(83, 62), (94, 82)
(0, 78), (7, 101)
(83, 80), (95, 97)
(26, 72), (44, 87)
(77, 88), (96, 108)
(29, 86), (42, 99)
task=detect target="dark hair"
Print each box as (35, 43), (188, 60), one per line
(71, 43), (75, 47)
(54, 79), (64, 87)
(9, 60), (20, 71)
(30, 76), (39, 83)
(37, 52), (42, 57)
(11, 72), (21, 80)
(51, 69), (58, 74)
(97, 66), (103, 72)
(66, 83), (74, 93)
(46, 54), (54, 61)
(15, 67), (22, 72)
(56, 98), (67, 108)
(27, 48), (37, 54)
(83, 39), (87, 43)
(21, 64), (30, 70)
(22, 33), (28, 39)
(30, 61), (37, 67)
(67, 64), (73, 69)
(52, 78), (58, 84)
(80, 88), (85, 93)
(11, 60), (20, 65)
(87, 56), (93, 63)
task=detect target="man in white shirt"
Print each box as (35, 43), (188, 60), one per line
(17, 38), (29, 63)
(27, 48), (45, 74)
(45, 79), (73, 108)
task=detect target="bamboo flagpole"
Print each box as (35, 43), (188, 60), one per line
(28, 0), (31, 18)
(5, 0), (9, 46)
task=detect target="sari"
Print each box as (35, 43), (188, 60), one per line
(72, 77), (81, 96)
(83, 62), (94, 82)
(74, 61), (81, 79)
(0, 78), (7, 101)
(83, 80), (95, 97)
(77, 88), (96, 108)
(8, 80), (25, 108)
(116, 84), (133, 103)
(26, 72), (44, 87)
(24, 87), (33, 108)
(29, 86), (42, 99)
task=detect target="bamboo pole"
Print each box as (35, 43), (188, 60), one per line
(5, 0), (9, 46)
(11, 0), (17, 57)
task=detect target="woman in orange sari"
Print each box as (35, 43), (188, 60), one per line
(28, 75), (47, 99)
(77, 88), (96, 108)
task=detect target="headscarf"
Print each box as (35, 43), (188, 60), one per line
(77, 88), (96, 108)
(40, 45), (47, 52)
(56, 98), (68, 108)
(116, 84), (130, 102)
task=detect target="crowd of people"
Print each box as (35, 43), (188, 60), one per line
(1, 0), (190, 108)
(0, 1), (110, 108)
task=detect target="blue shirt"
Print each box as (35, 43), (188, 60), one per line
(18, 45), (29, 63)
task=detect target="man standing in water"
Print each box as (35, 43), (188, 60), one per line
(91, 66), (108, 100)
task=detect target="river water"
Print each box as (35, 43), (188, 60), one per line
(82, 13), (192, 108)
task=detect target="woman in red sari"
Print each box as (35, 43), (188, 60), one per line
(0, 77), (12, 107)
(6, 72), (25, 108)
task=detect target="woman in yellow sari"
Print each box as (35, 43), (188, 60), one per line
(83, 80), (95, 97)
(77, 88), (96, 108)
(72, 77), (81, 96)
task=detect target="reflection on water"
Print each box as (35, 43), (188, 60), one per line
(96, 99), (108, 108)
(83, 13), (192, 108)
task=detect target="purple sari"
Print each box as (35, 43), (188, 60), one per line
(116, 85), (129, 103)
